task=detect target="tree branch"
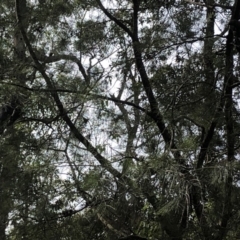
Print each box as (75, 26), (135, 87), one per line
(184, 0), (233, 9)
(37, 53), (90, 85)
(15, 0), (122, 179)
(2, 81), (149, 115)
(96, 0), (133, 38)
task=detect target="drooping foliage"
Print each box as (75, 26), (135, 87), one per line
(0, 0), (240, 239)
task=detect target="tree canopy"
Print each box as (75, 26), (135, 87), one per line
(0, 0), (240, 239)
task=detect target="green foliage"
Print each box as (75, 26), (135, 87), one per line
(0, 0), (239, 240)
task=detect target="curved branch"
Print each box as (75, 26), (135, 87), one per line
(37, 53), (90, 84)
(2, 81), (149, 115)
(96, 0), (133, 38)
(16, 0), (121, 179)
(97, 0), (182, 163)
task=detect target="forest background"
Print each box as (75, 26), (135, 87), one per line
(0, 0), (240, 239)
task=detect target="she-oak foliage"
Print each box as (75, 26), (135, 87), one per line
(0, 0), (240, 239)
